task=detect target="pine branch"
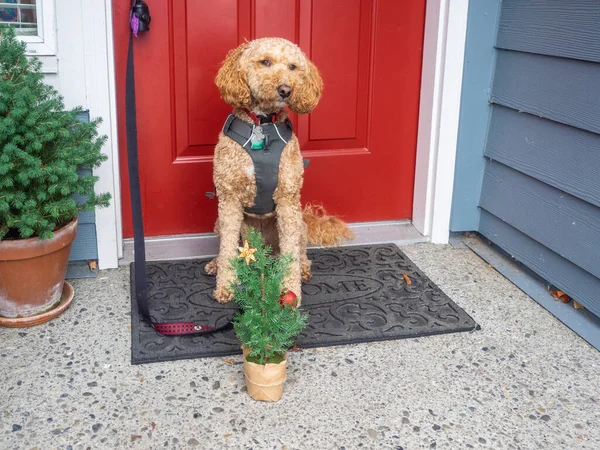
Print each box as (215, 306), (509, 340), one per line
(0, 26), (110, 240)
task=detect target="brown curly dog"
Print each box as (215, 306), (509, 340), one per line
(206, 37), (353, 305)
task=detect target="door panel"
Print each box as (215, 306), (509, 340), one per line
(173, 0), (239, 161)
(308, 0), (363, 141)
(113, 0), (426, 237)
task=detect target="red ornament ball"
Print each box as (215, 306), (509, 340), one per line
(279, 291), (298, 307)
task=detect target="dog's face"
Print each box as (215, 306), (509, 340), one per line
(215, 38), (323, 114)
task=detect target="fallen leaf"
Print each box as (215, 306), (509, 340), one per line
(88, 260), (98, 271)
(573, 301), (584, 310)
(224, 434), (232, 440)
(151, 422), (156, 430)
(139, 377), (145, 383)
(289, 344), (303, 352)
(402, 274), (412, 285)
(549, 289), (570, 303)
(220, 358), (236, 365)
(577, 436), (583, 441)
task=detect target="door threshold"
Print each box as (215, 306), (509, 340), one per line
(120, 220), (427, 265)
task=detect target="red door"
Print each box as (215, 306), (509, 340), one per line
(114, 0), (425, 237)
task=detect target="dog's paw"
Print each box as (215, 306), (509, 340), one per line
(301, 261), (312, 283)
(204, 258), (218, 276)
(213, 285), (234, 304)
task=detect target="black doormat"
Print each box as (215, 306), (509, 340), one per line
(130, 244), (479, 364)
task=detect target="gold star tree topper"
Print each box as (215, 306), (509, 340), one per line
(238, 240), (257, 265)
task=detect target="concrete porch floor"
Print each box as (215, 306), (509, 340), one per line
(1, 243), (599, 449)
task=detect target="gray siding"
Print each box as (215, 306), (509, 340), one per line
(496, 0), (600, 64)
(478, 1), (600, 316)
(479, 211), (600, 318)
(486, 106), (600, 208)
(492, 50), (600, 134)
(480, 162), (600, 280)
(67, 111), (99, 277)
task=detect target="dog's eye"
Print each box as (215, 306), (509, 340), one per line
(261, 60), (271, 67)
(288, 64), (297, 71)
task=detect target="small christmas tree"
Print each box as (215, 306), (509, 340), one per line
(0, 26), (110, 241)
(232, 228), (308, 365)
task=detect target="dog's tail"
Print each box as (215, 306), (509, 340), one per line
(303, 204), (354, 247)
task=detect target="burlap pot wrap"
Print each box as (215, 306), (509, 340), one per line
(242, 347), (287, 402)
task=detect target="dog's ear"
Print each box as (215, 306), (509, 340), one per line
(290, 59), (323, 114)
(215, 43), (251, 108)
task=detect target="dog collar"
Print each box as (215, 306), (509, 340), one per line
(243, 109), (281, 125)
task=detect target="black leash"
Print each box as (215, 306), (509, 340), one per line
(126, 1), (232, 336)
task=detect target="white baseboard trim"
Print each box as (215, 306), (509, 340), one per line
(120, 221), (427, 265)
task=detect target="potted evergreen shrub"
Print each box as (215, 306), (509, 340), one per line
(232, 228), (308, 402)
(0, 27), (110, 326)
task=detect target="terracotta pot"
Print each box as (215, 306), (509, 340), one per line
(242, 347), (287, 402)
(0, 219), (77, 320)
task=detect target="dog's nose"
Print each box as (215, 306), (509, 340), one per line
(277, 84), (292, 99)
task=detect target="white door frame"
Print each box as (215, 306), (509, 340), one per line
(77, 0), (122, 270)
(413, 0), (470, 244)
(94, 0), (469, 268)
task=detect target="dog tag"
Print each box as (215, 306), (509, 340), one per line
(251, 125), (265, 150)
(251, 135), (265, 150)
(254, 126), (265, 140)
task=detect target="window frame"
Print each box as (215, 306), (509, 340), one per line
(1, 0), (56, 56)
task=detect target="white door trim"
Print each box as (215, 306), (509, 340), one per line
(413, 0), (469, 244)
(79, 0), (122, 269)
(103, 0), (124, 261)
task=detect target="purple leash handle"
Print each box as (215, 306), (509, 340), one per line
(130, 0), (140, 37)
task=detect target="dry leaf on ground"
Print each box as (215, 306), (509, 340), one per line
(549, 288), (570, 303)
(220, 358), (236, 365)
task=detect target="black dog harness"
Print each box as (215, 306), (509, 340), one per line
(221, 114), (294, 215)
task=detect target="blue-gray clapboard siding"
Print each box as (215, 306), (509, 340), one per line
(492, 50), (600, 135)
(486, 106), (600, 209)
(496, 0), (600, 64)
(480, 162), (600, 281)
(67, 111), (99, 277)
(479, 211), (600, 319)
(476, 0), (600, 319)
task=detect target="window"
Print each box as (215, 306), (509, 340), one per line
(0, 0), (56, 56)
(0, 0), (37, 35)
